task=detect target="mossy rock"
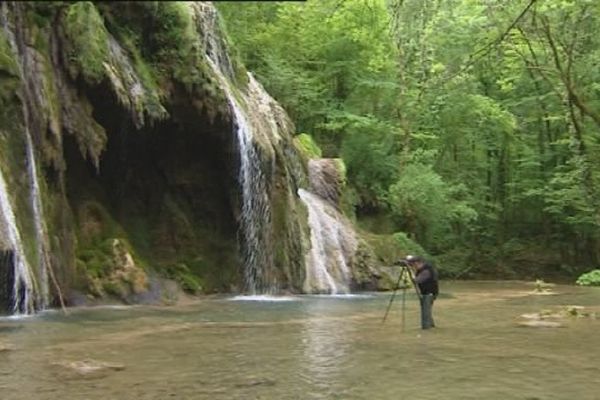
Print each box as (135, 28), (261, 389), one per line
(0, 31), (19, 78)
(293, 133), (322, 160)
(62, 2), (110, 83)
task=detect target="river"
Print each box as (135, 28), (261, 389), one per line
(0, 281), (598, 399)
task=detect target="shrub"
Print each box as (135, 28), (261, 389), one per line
(576, 270), (600, 286)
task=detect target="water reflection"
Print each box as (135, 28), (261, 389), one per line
(300, 299), (352, 399)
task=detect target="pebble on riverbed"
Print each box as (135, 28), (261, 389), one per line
(0, 342), (15, 352)
(52, 359), (125, 379)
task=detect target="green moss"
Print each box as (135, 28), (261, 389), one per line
(74, 201), (146, 281)
(77, 239), (114, 278)
(0, 31), (19, 78)
(271, 187), (290, 270)
(217, 14), (249, 89)
(62, 2), (110, 83)
(294, 133), (322, 159)
(163, 263), (203, 294)
(334, 158), (347, 186)
(146, 2), (203, 88)
(150, 3), (197, 64)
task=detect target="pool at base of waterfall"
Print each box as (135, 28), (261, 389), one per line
(0, 281), (599, 400)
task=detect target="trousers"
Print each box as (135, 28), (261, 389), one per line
(419, 293), (436, 329)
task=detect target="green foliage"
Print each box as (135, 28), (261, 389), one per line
(576, 270), (600, 286)
(215, 0), (600, 276)
(62, 2), (110, 83)
(340, 117), (400, 207)
(391, 232), (428, 258)
(293, 133), (322, 159)
(387, 163), (477, 250)
(538, 156), (598, 229)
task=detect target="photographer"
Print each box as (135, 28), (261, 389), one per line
(404, 255), (439, 330)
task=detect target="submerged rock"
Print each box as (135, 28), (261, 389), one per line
(517, 304), (597, 327)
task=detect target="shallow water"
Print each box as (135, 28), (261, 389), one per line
(0, 281), (598, 400)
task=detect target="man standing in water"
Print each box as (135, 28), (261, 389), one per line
(406, 255), (439, 329)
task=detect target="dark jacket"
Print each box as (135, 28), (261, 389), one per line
(414, 262), (439, 297)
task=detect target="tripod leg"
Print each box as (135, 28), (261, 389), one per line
(381, 266), (405, 324)
(401, 268), (407, 332)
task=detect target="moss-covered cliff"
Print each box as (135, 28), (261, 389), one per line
(0, 1), (385, 311)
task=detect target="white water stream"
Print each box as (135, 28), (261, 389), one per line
(0, 168), (35, 314)
(298, 189), (355, 294)
(198, 3), (275, 294)
(1, 6), (46, 313)
(25, 131), (49, 308)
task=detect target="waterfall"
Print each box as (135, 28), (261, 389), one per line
(225, 83), (274, 294)
(0, 169), (35, 314)
(298, 189), (356, 294)
(298, 157), (358, 294)
(1, 4), (49, 312)
(196, 3), (275, 294)
(25, 131), (50, 308)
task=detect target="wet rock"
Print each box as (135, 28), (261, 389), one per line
(518, 308), (565, 327)
(52, 359), (125, 379)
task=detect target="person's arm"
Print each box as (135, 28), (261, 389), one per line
(414, 268), (431, 284)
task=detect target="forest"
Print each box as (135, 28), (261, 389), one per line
(218, 0), (600, 282)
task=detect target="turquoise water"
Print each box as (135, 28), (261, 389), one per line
(0, 281), (598, 399)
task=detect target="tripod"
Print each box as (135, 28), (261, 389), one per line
(381, 264), (422, 329)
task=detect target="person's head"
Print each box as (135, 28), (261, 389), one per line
(405, 254), (424, 269)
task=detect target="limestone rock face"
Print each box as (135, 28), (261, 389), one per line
(0, 1), (313, 307)
(308, 159), (345, 208)
(299, 156), (383, 293)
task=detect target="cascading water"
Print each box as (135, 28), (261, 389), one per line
(298, 158), (358, 294)
(195, 3), (276, 294)
(1, 4), (49, 312)
(25, 131), (50, 308)
(225, 85), (274, 294)
(0, 169), (35, 314)
(298, 189), (355, 294)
